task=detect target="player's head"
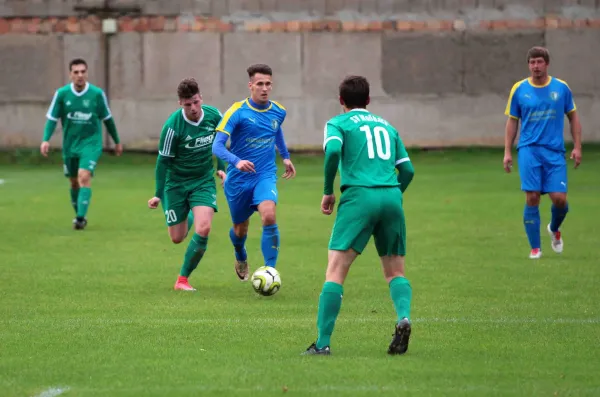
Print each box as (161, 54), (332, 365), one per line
(339, 75), (370, 111)
(177, 78), (203, 122)
(247, 64), (273, 105)
(69, 58), (88, 89)
(527, 46), (550, 80)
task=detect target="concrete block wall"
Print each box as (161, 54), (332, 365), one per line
(0, 0), (599, 149)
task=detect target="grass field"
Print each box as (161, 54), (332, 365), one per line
(1, 148), (599, 397)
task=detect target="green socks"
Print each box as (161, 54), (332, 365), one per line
(179, 234), (208, 278)
(187, 210), (194, 232)
(316, 281), (344, 349)
(70, 188), (79, 214)
(389, 276), (412, 322)
(76, 187), (92, 219)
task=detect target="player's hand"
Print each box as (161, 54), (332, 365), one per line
(570, 147), (582, 168)
(216, 170), (227, 187)
(282, 159), (296, 179)
(148, 197), (161, 209)
(114, 143), (123, 156)
(236, 160), (255, 173)
(503, 153), (513, 173)
(321, 194), (336, 215)
(40, 141), (50, 157)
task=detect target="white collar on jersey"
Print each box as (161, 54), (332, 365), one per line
(70, 82), (89, 97)
(349, 108), (369, 112)
(181, 108), (204, 127)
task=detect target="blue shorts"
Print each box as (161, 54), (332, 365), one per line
(517, 145), (567, 194)
(224, 173), (278, 224)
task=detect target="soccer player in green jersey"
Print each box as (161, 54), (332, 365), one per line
(303, 76), (415, 356)
(147, 78), (226, 291)
(41, 58), (122, 230)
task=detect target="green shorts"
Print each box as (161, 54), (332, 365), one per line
(163, 178), (218, 227)
(63, 149), (102, 178)
(329, 186), (406, 257)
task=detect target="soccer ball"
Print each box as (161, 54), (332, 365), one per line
(251, 266), (281, 296)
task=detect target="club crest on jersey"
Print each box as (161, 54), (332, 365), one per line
(271, 119), (279, 130)
(550, 91), (559, 101)
(83, 99), (90, 107)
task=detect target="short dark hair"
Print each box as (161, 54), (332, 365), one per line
(527, 46), (550, 64)
(177, 78), (200, 99)
(247, 64), (273, 79)
(69, 58), (87, 71)
(339, 75), (370, 109)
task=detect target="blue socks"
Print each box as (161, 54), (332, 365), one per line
(261, 224), (280, 268)
(524, 205), (541, 249)
(229, 227), (248, 262)
(550, 203), (569, 233)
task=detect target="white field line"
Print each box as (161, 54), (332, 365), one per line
(46, 385), (600, 395)
(33, 387), (70, 397)
(7, 317), (600, 326)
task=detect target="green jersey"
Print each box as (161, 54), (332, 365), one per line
(158, 106), (223, 182)
(323, 109), (410, 190)
(46, 83), (113, 157)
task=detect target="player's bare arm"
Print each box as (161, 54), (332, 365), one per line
(148, 197), (160, 209)
(321, 194), (335, 215)
(216, 170), (227, 187)
(281, 159), (296, 179)
(567, 110), (582, 168)
(503, 117), (519, 173)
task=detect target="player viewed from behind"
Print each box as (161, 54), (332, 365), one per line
(303, 76), (415, 356)
(212, 64), (296, 282)
(503, 46), (582, 259)
(41, 58), (122, 230)
(147, 78), (226, 291)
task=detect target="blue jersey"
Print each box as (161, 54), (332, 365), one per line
(505, 76), (576, 153)
(215, 98), (287, 178)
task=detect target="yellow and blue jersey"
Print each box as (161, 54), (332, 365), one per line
(505, 76), (576, 152)
(214, 98), (288, 177)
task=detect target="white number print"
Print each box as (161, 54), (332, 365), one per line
(360, 125), (391, 160)
(165, 209), (178, 223)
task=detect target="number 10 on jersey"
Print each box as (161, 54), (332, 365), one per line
(360, 125), (391, 160)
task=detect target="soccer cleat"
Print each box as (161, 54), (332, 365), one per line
(301, 342), (331, 356)
(529, 248), (542, 259)
(174, 276), (197, 291)
(547, 224), (563, 253)
(388, 318), (411, 355)
(235, 260), (249, 282)
(72, 217), (87, 230)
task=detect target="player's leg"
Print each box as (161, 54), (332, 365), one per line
(175, 206), (215, 290)
(63, 157), (80, 224)
(542, 148), (569, 253)
(254, 176), (280, 268)
(303, 187), (374, 355)
(224, 177), (254, 281)
(303, 248), (359, 356)
(231, 219), (250, 281)
(74, 149), (102, 229)
(373, 188), (412, 354)
(161, 184), (195, 290)
(518, 146), (543, 258)
(175, 181), (218, 291)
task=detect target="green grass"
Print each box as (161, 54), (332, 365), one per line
(1, 148), (599, 396)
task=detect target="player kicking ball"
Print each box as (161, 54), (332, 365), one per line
(41, 58), (122, 230)
(212, 64), (296, 281)
(302, 76), (415, 356)
(148, 78), (226, 291)
(503, 46), (582, 259)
